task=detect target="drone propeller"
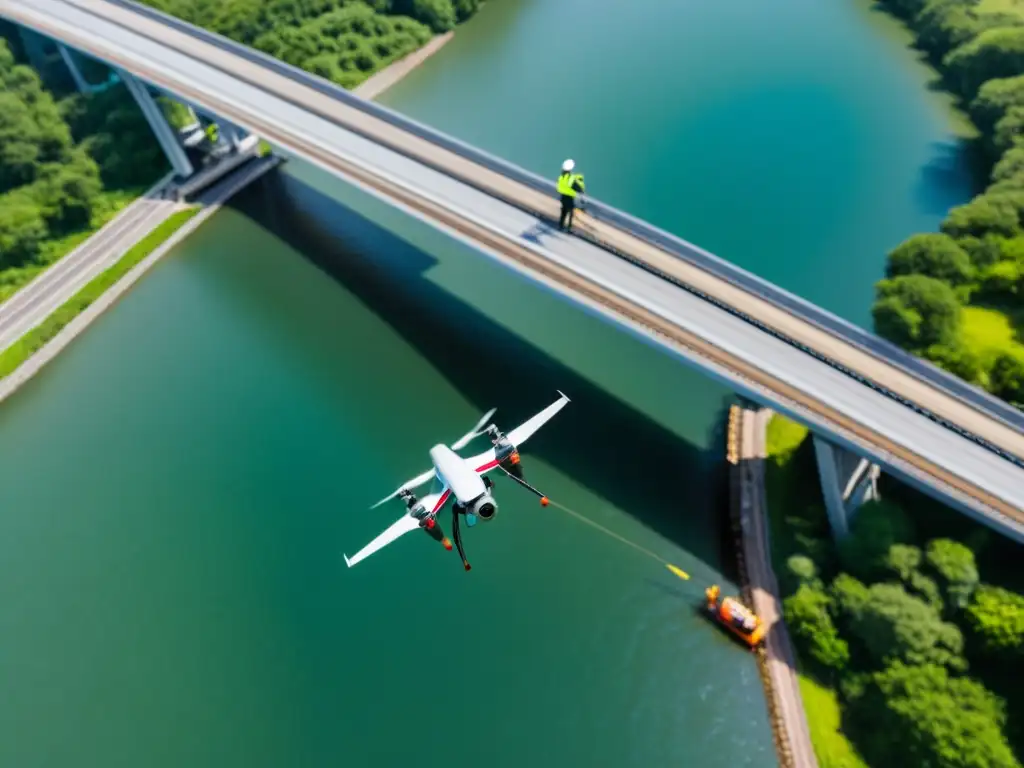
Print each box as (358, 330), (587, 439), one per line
(450, 407), (497, 451)
(370, 467), (437, 509)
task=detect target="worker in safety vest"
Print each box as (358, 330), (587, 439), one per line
(205, 122), (220, 148)
(557, 159), (586, 232)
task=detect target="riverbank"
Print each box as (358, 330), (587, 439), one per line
(762, 410), (1023, 767)
(727, 405), (817, 768)
(869, 0), (1024, 406)
(0, 172), (179, 354)
(353, 32), (454, 101)
(0, 187), (142, 304)
(0, 155), (280, 404)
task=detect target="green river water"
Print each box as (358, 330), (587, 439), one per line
(0, 0), (975, 766)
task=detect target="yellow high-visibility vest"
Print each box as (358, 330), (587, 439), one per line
(557, 172), (583, 197)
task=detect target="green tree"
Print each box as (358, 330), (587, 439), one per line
(879, 0), (929, 21)
(886, 232), (973, 285)
(0, 43), (75, 193)
(925, 538), (979, 612)
(989, 352), (1024, 404)
(784, 584), (850, 673)
(848, 662), (1019, 768)
(394, 0), (456, 32)
(452, 0), (479, 22)
(993, 145), (1024, 185)
(945, 26), (1024, 100)
(994, 105), (1024, 157)
(842, 582), (965, 670)
(965, 584), (1024, 661)
(979, 260), (1022, 300)
(925, 340), (984, 385)
(885, 543), (922, 580)
(831, 573), (872, 627)
(884, 543), (945, 611)
(918, 0), (1024, 62)
(839, 499), (917, 581)
(787, 554), (820, 585)
(957, 234), (1004, 269)
(0, 192), (48, 268)
(971, 73), (1024, 137)
(61, 85), (169, 188)
(942, 194), (1021, 239)
(873, 275), (962, 351)
(998, 234), (1024, 263)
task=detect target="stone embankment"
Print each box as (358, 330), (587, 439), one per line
(727, 404), (818, 768)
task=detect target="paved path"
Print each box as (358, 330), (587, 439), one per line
(733, 405), (818, 768)
(0, 172), (180, 353)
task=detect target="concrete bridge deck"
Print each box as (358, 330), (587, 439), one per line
(5, 0), (1024, 537)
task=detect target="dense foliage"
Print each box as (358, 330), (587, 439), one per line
(0, 37), (167, 277)
(767, 414), (1024, 768)
(137, 0), (486, 90)
(1, 0), (485, 294)
(871, 0), (1024, 409)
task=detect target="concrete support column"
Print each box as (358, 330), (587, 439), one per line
(173, 96), (260, 154)
(18, 28), (60, 81)
(57, 45), (91, 94)
(119, 71), (194, 179)
(813, 435), (881, 540)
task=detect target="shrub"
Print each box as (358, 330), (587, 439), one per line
(886, 233), (973, 285)
(784, 584), (850, 673)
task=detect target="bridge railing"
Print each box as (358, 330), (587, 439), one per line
(108, 0), (1024, 435)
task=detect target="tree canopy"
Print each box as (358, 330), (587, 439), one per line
(886, 233), (974, 285)
(873, 274), (962, 350)
(849, 662), (1020, 768)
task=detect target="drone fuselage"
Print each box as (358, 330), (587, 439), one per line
(430, 443), (498, 521)
(430, 443), (486, 505)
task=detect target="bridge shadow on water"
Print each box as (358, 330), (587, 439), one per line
(224, 168), (740, 581)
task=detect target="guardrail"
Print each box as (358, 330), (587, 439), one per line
(96, 0), (1024, 450)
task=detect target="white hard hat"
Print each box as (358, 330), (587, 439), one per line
(562, 158), (575, 172)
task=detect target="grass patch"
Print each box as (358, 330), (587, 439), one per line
(798, 673), (870, 768)
(0, 206), (200, 381)
(0, 188), (141, 304)
(766, 413), (810, 465)
(960, 306), (1024, 371)
(764, 412), (836, 581)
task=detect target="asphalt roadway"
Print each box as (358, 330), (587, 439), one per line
(5, 0), (1024, 535)
(0, 186), (180, 354)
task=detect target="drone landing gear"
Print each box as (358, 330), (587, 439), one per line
(451, 504), (472, 572)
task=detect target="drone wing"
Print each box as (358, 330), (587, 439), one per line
(465, 391), (570, 472)
(344, 489), (451, 568)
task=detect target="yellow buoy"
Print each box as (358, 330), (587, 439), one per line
(666, 564), (691, 581)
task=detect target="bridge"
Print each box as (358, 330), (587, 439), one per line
(4, 0), (1024, 542)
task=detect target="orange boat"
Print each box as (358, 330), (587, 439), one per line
(704, 585), (766, 648)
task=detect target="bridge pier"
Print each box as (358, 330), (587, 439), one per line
(813, 436), (881, 540)
(171, 96), (260, 155)
(118, 71), (195, 179)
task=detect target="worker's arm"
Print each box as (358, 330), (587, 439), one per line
(573, 176), (586, 194)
